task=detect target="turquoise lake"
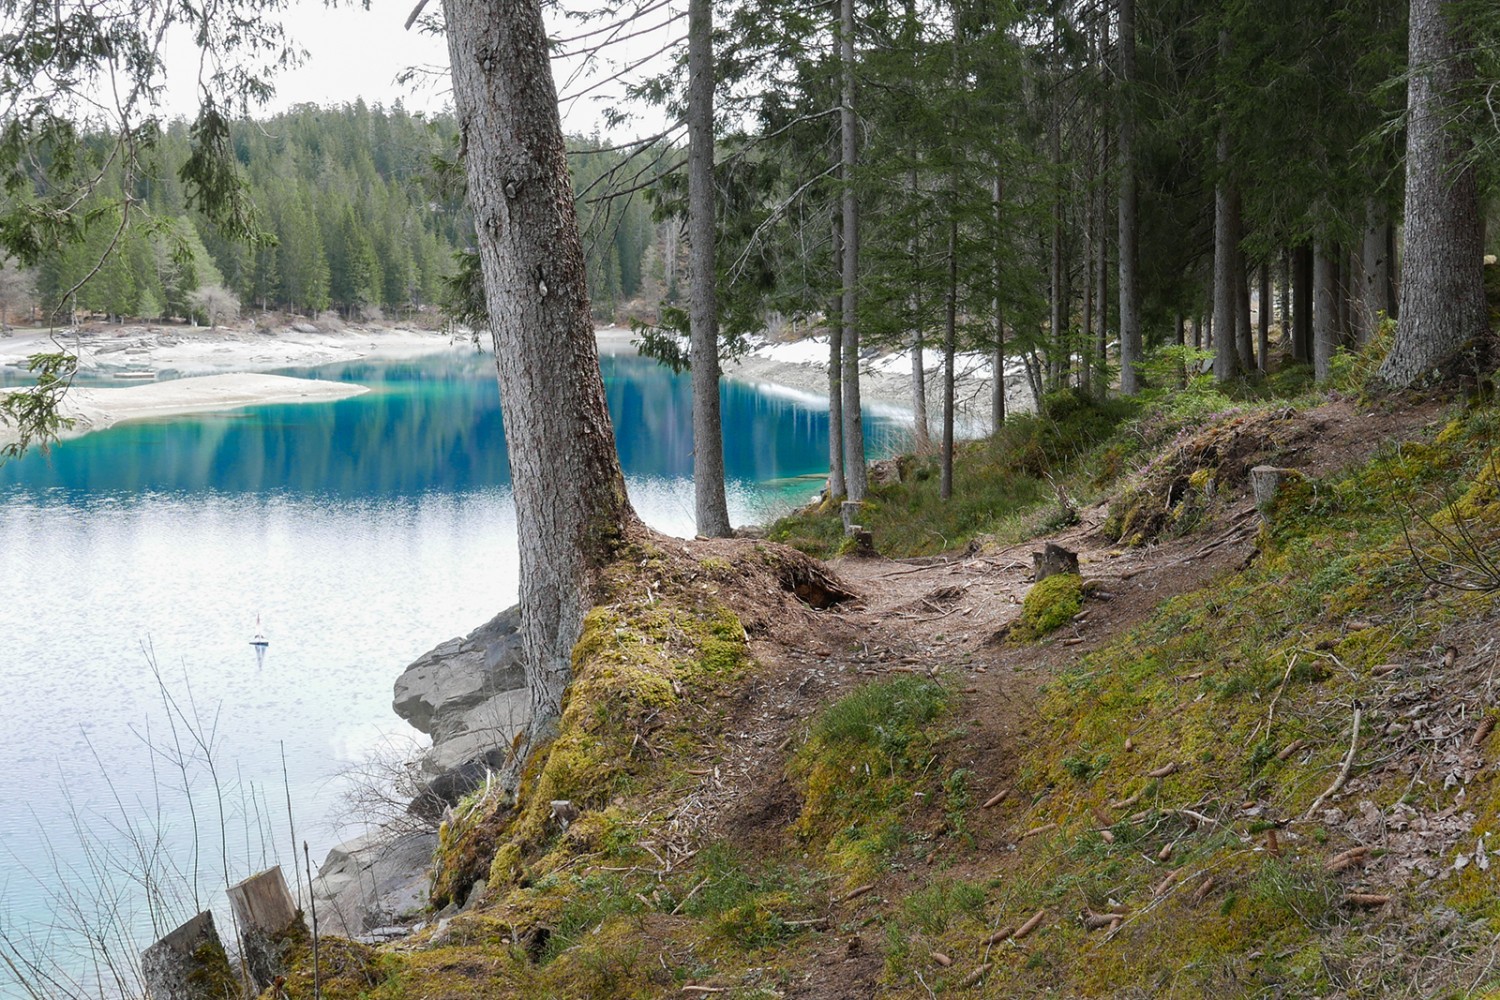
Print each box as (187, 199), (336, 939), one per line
(0, 346), (910, 994)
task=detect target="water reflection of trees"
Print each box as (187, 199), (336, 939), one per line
(0, 355), (906, 498)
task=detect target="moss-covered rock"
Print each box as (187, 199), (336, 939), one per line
(1010, 572), (1083, 641)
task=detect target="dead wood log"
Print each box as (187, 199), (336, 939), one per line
(226, 866), (302, 992)
(140, 911), (235, 1000)
(1032, 543), (1080, 582)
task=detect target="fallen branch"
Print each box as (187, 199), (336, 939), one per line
(1019, 822), (1058, 840)
(1276, 739), (1308, 761)
(1303, 702), (1363, 821)
(671, 876), (711, 915)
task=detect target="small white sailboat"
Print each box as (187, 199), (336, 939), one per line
(250, 614), (269, 648)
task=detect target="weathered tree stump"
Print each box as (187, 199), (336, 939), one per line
(140, 911), (237, 1000)
(1032, 542), (1080, 582)
(1251, 465), (1298, 516)
(840, 500), (863, 537)
(226, 866), (302, 992)
(850, 529), (877, 558)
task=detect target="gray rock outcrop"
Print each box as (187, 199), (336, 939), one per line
(393, 604), (530, 776)
(310, 830), (437, 937)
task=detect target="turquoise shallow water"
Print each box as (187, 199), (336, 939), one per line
(0, 348), (906, 994)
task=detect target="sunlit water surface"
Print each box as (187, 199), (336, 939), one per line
(0, 348), (908, 994)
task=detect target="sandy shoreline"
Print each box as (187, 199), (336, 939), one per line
(2, 321), (1030, 451)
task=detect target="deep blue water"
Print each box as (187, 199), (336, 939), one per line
(0, 348), (906, 997)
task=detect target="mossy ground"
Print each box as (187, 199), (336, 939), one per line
(282, 347), (1500, 998)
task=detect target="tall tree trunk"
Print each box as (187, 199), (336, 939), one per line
(687, 0), (731, 537)
(1279, 248), (1291, 343)
(1357, 198), (1389, 343)
(1050, 114), (1065, 391)
(443, 0), (634, 734)
(827, 222), (846, 499)
(1379, 0), (1487, 387)
(1212, 127), (1238, 379)
(909, 169), (930, 452)
(839, 0), (867, 500)
(1313, 241), (1337, 381)
(1257, 262), (1270, 372)
(1236, 252), (1253, 374)
(1116, 0), (1141, 395)
(942, 213), (957, 500)
(1292, 244), (1313, 363)
(992, 173), (1006, 432)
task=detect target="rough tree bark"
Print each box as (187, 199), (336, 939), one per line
(839, 0), (867, 501)
(1380, 0), (1488, 386)
(443, 0), (635, 734)
(1292, 244), (1313, 363)
(1313, 241), (1337, 381)
(1378, 0), (1486, 388)
(1357, 199), (1391, 342)
(909, 167), (931, 452)
(687, 0), (731, 537)
(1116, 0), (1141, 395)
(834, 223), (846, 500)
(991, 173), (1006, 433)
(1257, 263), (1270, 372)
(1211, 101), (1239, 380)
(941, 212), (957, 500)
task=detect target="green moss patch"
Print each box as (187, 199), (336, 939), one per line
(1010, 572), (1084, 641)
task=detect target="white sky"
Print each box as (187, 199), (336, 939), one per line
(158, 1), (678, 139)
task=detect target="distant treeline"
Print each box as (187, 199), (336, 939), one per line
(23, 102), (660, 325)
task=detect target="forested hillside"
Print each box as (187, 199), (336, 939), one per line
(17, 104), (658, 325)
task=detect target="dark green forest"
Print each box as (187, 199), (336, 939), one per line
(21, 103), (658, 325)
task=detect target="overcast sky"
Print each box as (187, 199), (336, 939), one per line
(159, 1), (678, 139)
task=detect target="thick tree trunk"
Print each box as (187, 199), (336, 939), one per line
(827, 282), (845, 498)
(1293, 244), (1313, 363)
(1379, 0), (1487, 387)
(1116, 0), (1141, 395)
(687, 0), (731, 537)
(1313, 241), (1337, 381)
(839, 0), (867, 500)
(444, 0), (634, 733)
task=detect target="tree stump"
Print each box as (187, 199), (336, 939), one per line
(226, 866), (302, 992)
(840, 500), (863, 537)
(140, 911), (237, 1000)
(1032, 543), (1080, 582)
(1251, 465), (1297, 515)
(850, 529), (877, 558)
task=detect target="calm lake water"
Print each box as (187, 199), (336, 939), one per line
(0, 346), (908, 995)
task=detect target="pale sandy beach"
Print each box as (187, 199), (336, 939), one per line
(1, 320), (1031, 452)
(0, 321), (467, 451)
